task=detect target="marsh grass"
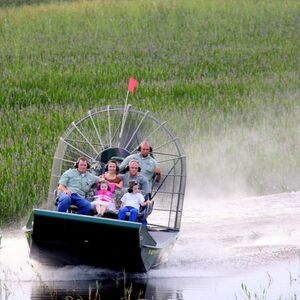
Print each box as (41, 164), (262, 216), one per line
(237, 282), (297, 300)
(235, 271), (300, 300)
(0, 0), (299, 224)
(18, 265), (139, 299)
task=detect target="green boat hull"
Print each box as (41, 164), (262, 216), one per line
(25, 209), (178, 273)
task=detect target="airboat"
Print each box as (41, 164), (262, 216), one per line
(24, 105), (186, 273)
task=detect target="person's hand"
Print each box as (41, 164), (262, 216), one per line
(65, 190), (71, 196)
(155, 167), (161, 182)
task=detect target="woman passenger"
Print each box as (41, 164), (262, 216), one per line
(99, 160), (123, 193)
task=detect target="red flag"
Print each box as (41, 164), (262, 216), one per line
(128, 77), (138, 94)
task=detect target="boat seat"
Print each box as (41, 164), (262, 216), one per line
(110, 156), (124, 164)
(54, 194), (79, 214)
(138, 201), (154, 220)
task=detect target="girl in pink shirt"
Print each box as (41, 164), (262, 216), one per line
(91, 180), (115, 217)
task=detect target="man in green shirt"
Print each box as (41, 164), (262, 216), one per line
(56, 156), (100, 215)
(119, 141), (161, 191)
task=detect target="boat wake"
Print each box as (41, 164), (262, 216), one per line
(154, 191), (300, 276)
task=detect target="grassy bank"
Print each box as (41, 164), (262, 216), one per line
(0, 0), (299, 224)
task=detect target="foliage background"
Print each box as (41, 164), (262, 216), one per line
(0, 0), (299, 225)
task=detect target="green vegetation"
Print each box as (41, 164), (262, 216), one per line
(0, 0), (299, 225)
(236, 274), (299, 300)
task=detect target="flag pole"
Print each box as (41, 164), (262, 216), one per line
(119, 77), (138, 142)
(119, 90), (130, 139)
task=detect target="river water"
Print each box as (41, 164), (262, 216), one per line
(1, 191), (300, 299)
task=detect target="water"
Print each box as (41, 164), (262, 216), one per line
(1, 192), (300, 299)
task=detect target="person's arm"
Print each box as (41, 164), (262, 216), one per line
(119, 193), (126, 208)
(89, 173), (101, 185)
(58, 170), (71, 195)
(115, 176), (123, 189)
(119, 174), (129, 194)
(140, 176), (150, 196)
(119, 156), (131, 173)
(58, 183), (71, 195)
(99, 174), (105, 181)
(155, 167), (161, 182)
(140, 200), (151, 207)
(140, 194), (152, 207)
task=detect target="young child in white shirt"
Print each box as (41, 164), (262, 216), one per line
(118, 181), (152, 222)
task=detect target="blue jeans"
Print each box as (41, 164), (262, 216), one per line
(118, 206), (139, 222)
(57, 193), (91, 215)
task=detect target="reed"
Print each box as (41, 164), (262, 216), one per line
(0, 0), (299, 224)
(236, 282), (297, 300)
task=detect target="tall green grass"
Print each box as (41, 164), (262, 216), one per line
(0, 0), (299, 225)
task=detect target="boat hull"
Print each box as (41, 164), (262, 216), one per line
(25, 209), (178, 273)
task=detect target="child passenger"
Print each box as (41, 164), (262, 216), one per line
(91, 180), (115, 217)
(118, 181), (152, 222)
